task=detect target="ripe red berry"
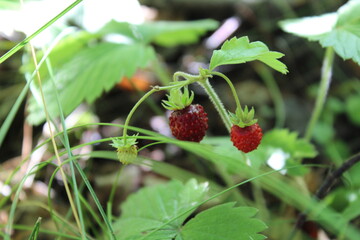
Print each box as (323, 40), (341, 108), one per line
(230, 123), (263, 153)
(169, 104), (208, 142)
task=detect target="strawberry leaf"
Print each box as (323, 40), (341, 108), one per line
(209, 36), (288, 74)
(246, 129), (317, 175)
(178, 202), (267, 240)
(279, 0), (360, 65)
(27, 41), (155, 125)
(113, 179), (208, 239)
(99, 19), (219, 47)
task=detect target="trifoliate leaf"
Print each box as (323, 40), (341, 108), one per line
(246, 129), (317, 174)
(279, 0), (360, 65)
(262, 129), (317, 159)
(209, 36), (288, 74)
(99, 19), (219, 47)
(178, 202), (267, 240)
(114, 179), (208, 239)
(27, 41), (155, 125)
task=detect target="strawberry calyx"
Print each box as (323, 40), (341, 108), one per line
(162, 86), (194, 110)
(110, 135), (138, 164)
(229, 106), (258, 128)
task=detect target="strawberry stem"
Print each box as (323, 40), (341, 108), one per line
(211, 71), (242, 111)
(198, 79), (232, 131)
(122, 85), (179, 144)
(304, 47), (334, 141)
(173, 71), (201, 82)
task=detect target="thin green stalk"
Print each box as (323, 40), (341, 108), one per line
(122, 84), (184, 143)
(107, 166), (124, 226)
(0, 81), (30, 147)
(123, 88), (158, 142)
(4, 162), (51, 240)
(173, 71), (200, 82)
(198, 79), (232, 131)
(73, 162), (117, 240)
(211, 71), (242, 110)
(215, 163), (247, 205)
(4, 225), (80, 239)
(45, 54), (87, 239)
(0, 0), (83, 64)
(305, 47), (335, 140)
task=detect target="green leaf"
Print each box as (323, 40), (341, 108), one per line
(280, 0), (360, 65)
(245, 129), (317, 174)
(209, 36), (288, 74)
(178, 202), (267, 240)
(27, 42), (155, 125)
(262, 129), (317, 159)
(28, 217), (42, 240)
(99, 19), (219, 47)
(114, 179), (208, 239)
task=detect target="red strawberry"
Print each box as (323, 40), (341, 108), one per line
(230, 123), (262, 153)
(169, 104), (208, 142)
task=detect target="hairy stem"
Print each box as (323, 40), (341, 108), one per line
(198, 79), (232, 132)
(305, 47), (335, 140)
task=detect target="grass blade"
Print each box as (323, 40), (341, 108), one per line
(0, 0), (83, 64)
(27, 217), (42, 240)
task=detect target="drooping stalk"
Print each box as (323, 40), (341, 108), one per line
(122, 84), (185, 143)
(305, 47), (335, 140)
(211, 71), (242, 111)
(123, 88), (158, 143)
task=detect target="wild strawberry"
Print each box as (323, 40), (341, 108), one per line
(229, 106), (262, 153)
(110, 135), (138, 164)
(230, 123), (262, 153)
(169, 104), (208, 142)
(163, 87), (208, 142)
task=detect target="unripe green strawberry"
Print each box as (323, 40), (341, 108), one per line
(230, 123), (262, 153)
(169, 104), (208, 142)
(110, 135), (138, 164)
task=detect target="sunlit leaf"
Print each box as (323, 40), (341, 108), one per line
(178, 203), (267, 240)
(99, 19), (219, 47)
(27, 42), (155, 125)
(114, 179), (208, 239)
(209, 36), (288, 74)
(280, 0), (360, 65)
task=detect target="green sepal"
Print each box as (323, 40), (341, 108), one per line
(229, 106), (258, 128)
(110, 135), (138, 164)
(162, 86), (194, 110)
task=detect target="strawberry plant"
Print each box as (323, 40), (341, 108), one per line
(1, 1), (360, 240)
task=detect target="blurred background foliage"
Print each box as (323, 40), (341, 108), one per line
(1, 0), (360, 239)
